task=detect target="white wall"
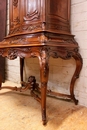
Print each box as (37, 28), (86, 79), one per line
(71, 0), (87, 106)
(5, 0), (87, 107)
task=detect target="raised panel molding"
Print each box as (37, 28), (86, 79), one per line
(23, 0), (41, 22)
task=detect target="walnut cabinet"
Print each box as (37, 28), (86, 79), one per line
(0, 0), (82, 125)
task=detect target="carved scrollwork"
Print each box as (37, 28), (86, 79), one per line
(8, 49), (17, 60)
(28, 76), (36, 91)
(0, 48), (17, 60)
(24, 10), (40, 21)
(0, 48), (19, 60)
(1, 38), (26, 45)
(10, 23), (45, 35)
(47, 46), (78, 60)
(0, 47), (33, 60)
(22, 23), (44, 32)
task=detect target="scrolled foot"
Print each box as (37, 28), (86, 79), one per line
(72, 96), (78, 105)
(74, 99), (78, 105)
(43, 120), (47, 125)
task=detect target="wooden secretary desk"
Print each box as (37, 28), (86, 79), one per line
(0, 0), (82, 125)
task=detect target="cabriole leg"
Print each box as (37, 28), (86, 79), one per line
(70, 53), (83, 105)
(38, 49), (49, 125)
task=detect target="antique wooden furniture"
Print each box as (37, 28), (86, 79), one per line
(0, 0), (7, 82)
(0, 0), (82, 125)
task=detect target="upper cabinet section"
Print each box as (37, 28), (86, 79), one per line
(8, 0), (71, 36)
(9, 0), (45, 36)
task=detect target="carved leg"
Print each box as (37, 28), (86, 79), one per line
(70, 53), (83, 105)
(39, 50), (49, 125)
(41, 82), (48, 125)
(20, 58), (24, 86)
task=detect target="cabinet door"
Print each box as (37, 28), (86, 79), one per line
(9, 0), (44, 35)
(0, 0), (7, 82)
(10, 0), (43, 24)
(23, 0), (44, 23)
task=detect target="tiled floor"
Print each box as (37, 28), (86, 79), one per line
(0, 81), (87, 130)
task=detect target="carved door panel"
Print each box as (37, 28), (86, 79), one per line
(10, 0), (42, 25)
(9, 0), (44, 35)
(23, 0), (42, 23)
(0, 0), (7, 82)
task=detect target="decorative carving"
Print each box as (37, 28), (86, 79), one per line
(48, 47), (77, 59)
(0, 0), (83, 126)
(13, 16), (20, 25)
(10, 17), (20, 28)
(0, 47), (40, 60)
(40, 47), (49, 77)
(0, 75), (40, 102)
(38, 35), (48, 43)
(13, 0), (18, 7)
(9, 23), (45, 34)
(24, 10), (40, 21)
(41, 82), (47, 87)
(28, 76), (36, 91)
(8, 49), (17, 60)
(0, 44), (83, 124)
